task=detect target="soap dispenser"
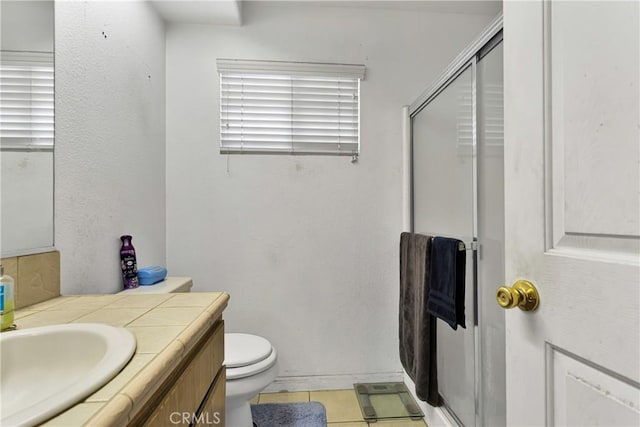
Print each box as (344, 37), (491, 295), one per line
(0, 265), (15, 331)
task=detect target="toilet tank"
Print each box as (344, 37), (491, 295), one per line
(117, 277), (193, 294)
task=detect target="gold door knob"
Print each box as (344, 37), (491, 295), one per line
(496, 280), (539, 311)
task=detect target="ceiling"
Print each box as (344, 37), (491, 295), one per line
(149, 0), (243, 25)
(149, 0), (501, 26)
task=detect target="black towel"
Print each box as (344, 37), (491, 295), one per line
(399, 232), (442, 406)
(426, 236), (466, 330)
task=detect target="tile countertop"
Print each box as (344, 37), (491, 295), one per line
(13, 291), (230, 426)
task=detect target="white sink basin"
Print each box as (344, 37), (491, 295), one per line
(0, 323), (136, 427)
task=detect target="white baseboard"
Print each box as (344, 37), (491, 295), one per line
(263, 372), (405, 393)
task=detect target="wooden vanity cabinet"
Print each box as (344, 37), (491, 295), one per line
(195, 369), (226, 427)
(132, 319), (226, 427)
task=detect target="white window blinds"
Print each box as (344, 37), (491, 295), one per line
(217, 59), (365, 156)
(0, 51), (54, 151)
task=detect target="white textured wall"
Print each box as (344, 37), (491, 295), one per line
(166, 2), (494, 384)
(55, 1), (166, 294)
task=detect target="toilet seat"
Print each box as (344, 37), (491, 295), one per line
(225, 333), (277, 380)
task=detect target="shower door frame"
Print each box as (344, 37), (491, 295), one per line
(407, 14), (503, 427)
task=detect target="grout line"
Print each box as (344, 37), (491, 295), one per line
(122, 306), (163, 326)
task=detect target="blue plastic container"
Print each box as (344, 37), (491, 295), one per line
(137, 266), (168, 285)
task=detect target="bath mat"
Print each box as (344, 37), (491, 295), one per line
(251, 402), (327, 427)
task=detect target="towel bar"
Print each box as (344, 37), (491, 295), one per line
(457, 241), (478, 251)
(457, 241), (479, 251)
(414, 232), (477, 251)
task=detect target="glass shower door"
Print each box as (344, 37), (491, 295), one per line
(476, 39), (505, 427)
(411, 64), (476, 427)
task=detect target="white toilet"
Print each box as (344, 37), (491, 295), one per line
(224, 333), (278, 427)
(119, 277), (278, 427)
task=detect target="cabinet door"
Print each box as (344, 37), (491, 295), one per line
(195, 369), (226, 427)
(142, 321), (224, 427)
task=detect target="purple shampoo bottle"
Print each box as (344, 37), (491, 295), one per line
(120, 235), (139, 289)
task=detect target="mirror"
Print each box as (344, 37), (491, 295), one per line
(0, 0), (55, 256)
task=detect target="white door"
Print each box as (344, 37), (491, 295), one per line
(503, 1), (639, 426)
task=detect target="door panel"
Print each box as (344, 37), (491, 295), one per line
(504, 1), (640, 425)
(550, 345), (640, 427)
(550, 1), (639, 239)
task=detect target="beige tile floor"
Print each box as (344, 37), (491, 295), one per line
(250, 389), (427, 427)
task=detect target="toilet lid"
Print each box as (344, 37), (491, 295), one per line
(226, 347), (277, 380)
(224, 333), (273, 368)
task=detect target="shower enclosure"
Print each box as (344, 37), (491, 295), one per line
(406, 17), (505, 427)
